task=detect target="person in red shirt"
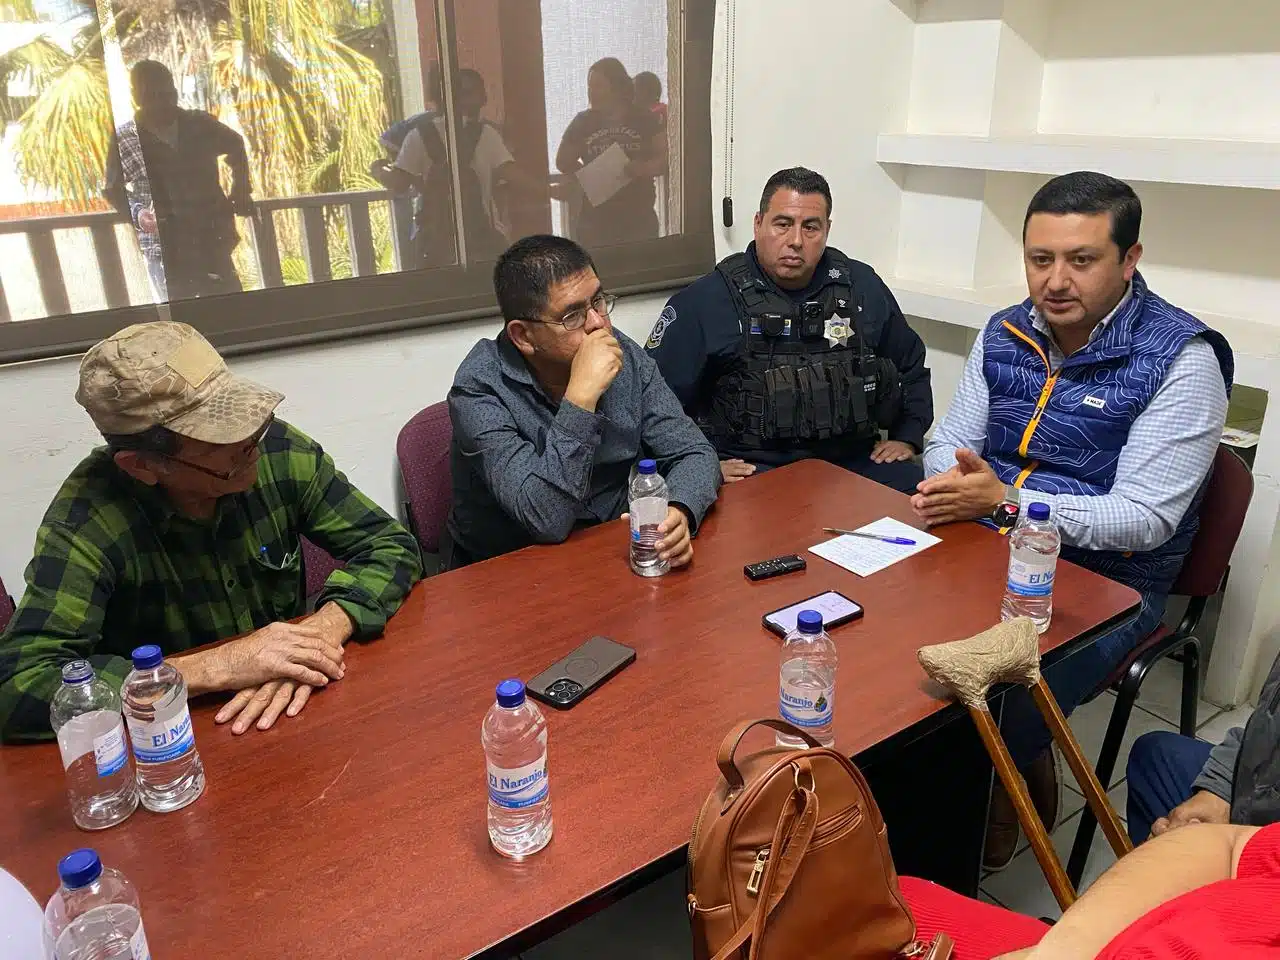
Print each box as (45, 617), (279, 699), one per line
(900, 822), (1280, 959)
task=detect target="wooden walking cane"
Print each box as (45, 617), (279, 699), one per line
(917, 618), (1133, 911)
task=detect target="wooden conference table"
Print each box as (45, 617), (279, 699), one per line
(0, 460), (1139, 959)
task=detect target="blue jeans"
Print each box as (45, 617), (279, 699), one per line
(1126, 731), (1213, 843)
(1000, 589), (1168, 770)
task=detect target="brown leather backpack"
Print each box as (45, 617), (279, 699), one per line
(687, 719), (952, 960)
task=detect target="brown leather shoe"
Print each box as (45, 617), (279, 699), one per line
(983, 779), (1020, 872)
(1027, 746), (1062, 833)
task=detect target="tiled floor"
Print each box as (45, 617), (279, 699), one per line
(521, 687), (1251, 957)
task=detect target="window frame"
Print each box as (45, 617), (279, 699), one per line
(0, 0), (715, 365)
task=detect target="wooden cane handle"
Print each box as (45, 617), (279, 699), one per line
(918, 618), (1043, 706)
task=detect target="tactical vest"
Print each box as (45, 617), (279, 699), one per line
(704, 253), (902, 451)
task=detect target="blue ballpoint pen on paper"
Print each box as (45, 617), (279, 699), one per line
(823, 527), (917, 546)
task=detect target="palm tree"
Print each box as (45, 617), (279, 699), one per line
(1, 0), (389, 210)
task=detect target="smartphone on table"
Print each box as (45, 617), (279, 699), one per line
(527, 636), (636, 709)
(762, 590), (863, 638)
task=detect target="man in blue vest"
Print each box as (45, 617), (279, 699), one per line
(913, 171), (1233, 870)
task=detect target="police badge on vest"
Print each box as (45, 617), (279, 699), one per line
(704, 253), (903, 450)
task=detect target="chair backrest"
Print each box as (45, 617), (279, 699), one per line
(301, 537), (342, 601)
(396, 401), (453, 554)
(0, 574), (13, 633)
(1173, 445), (1254, 597)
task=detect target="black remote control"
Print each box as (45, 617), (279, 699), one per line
(744, 555), (807, 581)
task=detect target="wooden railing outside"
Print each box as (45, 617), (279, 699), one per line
(0, 189), (410, 322)
(0, 177), (670, 322)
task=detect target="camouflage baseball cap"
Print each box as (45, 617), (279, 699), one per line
(76, 322), (283, 445)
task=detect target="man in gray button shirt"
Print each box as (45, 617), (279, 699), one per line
(445, 234), (721, 567)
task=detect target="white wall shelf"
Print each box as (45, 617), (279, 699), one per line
(886, 277), (1023, 331)
(878, 134), (1280, 191)
(888, 275), (1279, 366)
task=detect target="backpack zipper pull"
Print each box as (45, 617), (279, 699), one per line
(746, 849), (769, 896)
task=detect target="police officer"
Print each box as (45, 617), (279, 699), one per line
(646, 167), (933, 493)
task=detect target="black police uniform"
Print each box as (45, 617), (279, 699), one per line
(645, 243), (933, 493)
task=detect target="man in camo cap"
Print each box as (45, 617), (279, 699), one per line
(0, 322), (421, 743)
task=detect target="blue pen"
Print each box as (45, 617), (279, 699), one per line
(823, 527), (917, 546)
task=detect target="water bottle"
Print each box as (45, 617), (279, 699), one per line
(43, 849), (151, 960)
(628, 458), (669, 578)
(1001, 501), (1061, 634)
(777, 610), (838, 749)
(121, 645), (205, 813)
(50, 662), (138, 831)
(481, 679), (553, 859)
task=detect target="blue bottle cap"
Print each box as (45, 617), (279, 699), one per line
(1027, 502), (1051, 522)
(60, 660), (94, 684)
(57, 849), (102, 889)
(796, 610), (824, 634)
(496, 679), (526, 708)
(131, 645), (163, 670)
(637, 458), (657, 475)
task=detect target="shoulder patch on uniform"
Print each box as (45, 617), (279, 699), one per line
(646, 305), (677, 350)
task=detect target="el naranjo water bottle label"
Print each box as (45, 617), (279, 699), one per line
(127, 705), (195, 764)
(1007, 557), (1056, 597)
(488, 757), (549, 809)
(93, 721), (128, 777)
(779, 681), (834, 728)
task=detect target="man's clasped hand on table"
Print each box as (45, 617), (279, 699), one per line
(4, 168), (1275, 960)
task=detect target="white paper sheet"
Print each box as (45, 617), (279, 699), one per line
(808, 517), (940, 577)
(574, 142), (632, 207)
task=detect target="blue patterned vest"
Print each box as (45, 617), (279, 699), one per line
(982, 273), (1233, 595)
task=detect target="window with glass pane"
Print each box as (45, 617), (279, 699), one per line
(0, 0), (713, 362)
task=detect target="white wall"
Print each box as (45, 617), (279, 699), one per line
(1038, 0), (1280, 141)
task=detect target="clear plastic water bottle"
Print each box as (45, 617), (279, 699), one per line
(777, 610), (838, 749)
(43, 849), (151, 960)
(481, 679), (553, 859)
(629, 458), (669, 578)
(1001, 501), (1061, 634)
(50, 661), (138, 831)
(121, 645), (205, 813)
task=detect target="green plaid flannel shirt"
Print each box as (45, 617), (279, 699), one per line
(0, 419), (423, 742)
